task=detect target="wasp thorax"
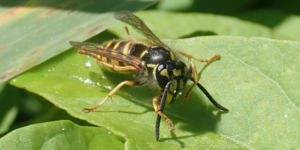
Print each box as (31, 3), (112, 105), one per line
(141, 47), (173, 64)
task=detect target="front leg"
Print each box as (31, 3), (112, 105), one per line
(154, 79), (175, 140)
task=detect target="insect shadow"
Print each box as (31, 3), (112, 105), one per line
(88, 61), (228, 144)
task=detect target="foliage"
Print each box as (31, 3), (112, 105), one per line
(1, 0), (300, 149)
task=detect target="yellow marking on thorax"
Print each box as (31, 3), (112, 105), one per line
(147, 64), (156, 68)
(140, 50), (148, 58)
(104, 41), (113, 49)
(153, 64), (159, 85)
(113, 41), (122, 50)
(123, 42), (132, 55)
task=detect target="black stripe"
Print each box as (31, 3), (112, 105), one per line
(106, 58), (111, 64)
(108, 41), (118, 50)
(116, 41), (128, 53)
(119, 62), (125, 66)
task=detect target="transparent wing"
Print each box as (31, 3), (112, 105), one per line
(114, 10), (170, 50)
(70, 41), (142, 69)
(70, 41), (103, 51)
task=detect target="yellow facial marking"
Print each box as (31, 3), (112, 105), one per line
(160, 69), (169, 78)
(172, 69), (181, 76)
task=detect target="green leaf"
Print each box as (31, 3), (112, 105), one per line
(0, 120), (124, 150)
(109, 11), (289, 40)
(9, 36), (300, 149)
(0, 0), (156, 83)
(154, 0), (257, 14)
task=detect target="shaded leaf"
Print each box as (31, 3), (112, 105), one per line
(0, 83), (19, 135)
(237, 10), (300, 41)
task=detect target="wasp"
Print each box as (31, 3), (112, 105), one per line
(70, 10), (228, 140)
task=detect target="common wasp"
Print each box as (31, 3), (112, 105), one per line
(70, 10), (228, 140)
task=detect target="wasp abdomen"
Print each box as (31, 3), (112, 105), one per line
(96, 40), (148, 72)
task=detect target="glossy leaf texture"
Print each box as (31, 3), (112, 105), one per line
(9, 36), (300, 149)
(0, 0), (156, 83)
(0, 120), (124, 150)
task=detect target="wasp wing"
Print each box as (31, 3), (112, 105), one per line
(114, 10), (170, 50)
(70, 41), (142, 69)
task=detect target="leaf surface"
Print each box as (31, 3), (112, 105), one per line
(9, 36), (300, 149)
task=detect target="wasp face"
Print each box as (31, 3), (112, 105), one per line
(154, 61), (189, 104)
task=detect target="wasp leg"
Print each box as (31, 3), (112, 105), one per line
(83, 81), (137, 112)
(153, 96), (174, 131)
(183, 62), (198, 103)
(98, 61), (138, 71)
(178, 51), (220, 63)
(112, 65), (137, 71)
(124, 26), (136, 41)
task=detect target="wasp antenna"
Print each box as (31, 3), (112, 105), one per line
(190, 79), (228, 111)
(155, 115), (161, 140)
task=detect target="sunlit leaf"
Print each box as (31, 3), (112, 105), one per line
(0, 120), (124, 150)
(9, 36), (300, 149)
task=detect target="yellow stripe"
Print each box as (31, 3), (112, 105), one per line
(111, 60), (120, 66)
(104, 41), (112, 49)
(96, 55), (101, 60)
(147, 64), (156, 68)
(153, 64), (159, 87)
(140, 50), (148, 58)
(123, 42), (132, 55)
(113, 41), (122, 50)
(102, 57), (107, 62)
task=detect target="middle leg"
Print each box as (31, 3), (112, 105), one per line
(152, 96), (174, 130)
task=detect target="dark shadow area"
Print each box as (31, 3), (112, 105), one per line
(87, 54), (228, 145)
(179, 31), (217, 39)
(0, 86), (95, 138)
(235, 9), (292, 29)
(86, 30), (119, 44)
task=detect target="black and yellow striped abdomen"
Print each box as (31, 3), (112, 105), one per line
(97, 40), (149, 73)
